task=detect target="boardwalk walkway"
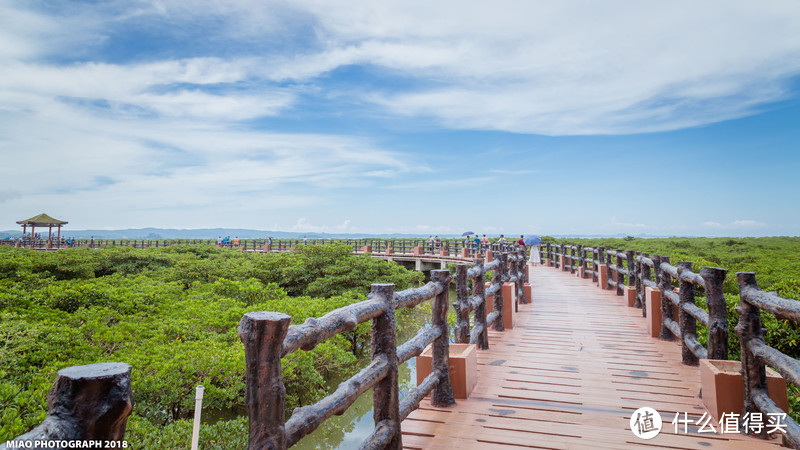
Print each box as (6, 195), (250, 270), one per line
(401, 264), (785, 449)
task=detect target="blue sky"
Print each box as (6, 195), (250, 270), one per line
(1, 1), (799, 237)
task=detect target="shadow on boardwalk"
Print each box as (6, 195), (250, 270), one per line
(401, 265), (786, 449)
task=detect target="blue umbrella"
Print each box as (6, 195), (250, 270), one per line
(523, 235), (542, 246)
(461, 231), (475, 236)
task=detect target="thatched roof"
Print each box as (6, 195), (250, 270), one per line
(17, 213), (68, 226)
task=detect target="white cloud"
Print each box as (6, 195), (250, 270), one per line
(703, 220), (767, 229)
(283, 1), (800, 134)
(609, 216), (646, 229)
(731, 219), (767, 228)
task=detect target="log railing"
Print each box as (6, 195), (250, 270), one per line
(238, 270), (459, 449)
(655, 260), (729, 364)
(736, 272), (800, 445)
(20, 238), (522, 257)
(452, 249), (528, 349)
(546, 244), (729, 365)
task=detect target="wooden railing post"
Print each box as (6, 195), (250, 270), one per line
(677, 262), (698, 365)
(545, 243), (551, 266)
(657, 256), (676, 341)
(701, 266), (729, 360)
(493, 253), (505, 332)
(591, 248), (598, 283)
(454, 264), (470, 344)
(4, 363), (133, 446)
(238, 312), (292, 450)
(735, 272), (770, 438)
(640, 252), (651, 317)
(615, 249), (624, 295)
(631, 251), (641, 308)
(571, 246), (577, 274)
(605, 250), (613, 290)
(595, 247), (608, 289)
(430, 270), (456, 408)
(473, 258), (489, 350)
(515, 251), (528, 306)
(369, 283), (402, 449)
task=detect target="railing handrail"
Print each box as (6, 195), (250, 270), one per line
(737, 272), (800, 444)
(545, 243), (730, 364)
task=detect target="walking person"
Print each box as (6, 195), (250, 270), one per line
(529, 243), (541, 266)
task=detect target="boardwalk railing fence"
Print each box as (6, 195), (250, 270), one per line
(737, 272), (800, 446)
(454, 250), (529, 350)
(5, 237), (517, 257)
(544, 241), (800, 444)
(4, 241), (528, 449)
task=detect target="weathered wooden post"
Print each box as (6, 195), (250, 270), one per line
(515, 251), (528, 306)
(640, 252), (651, 317)
(734, 272), (770, 439)
(629, 251), (640, 308)
(500, 252), (509, 282)
(701, 267), (729, 360)
(4, 363), (133, 446)
(369, 283), (402, 449)
(473, 258), (489, 350)
(545, 243), (551, 266)
(677, 262), (698, 365)
(605, 249), (613, 290)
(615, 249), (624, 296)
(493, 254), (506, 332)
(454, 264), (470, 344)
(597, 247), (605, 286)
(430, 270), (456, 408)
(658, 256), (676, 341)
(238, 312), (292, 449)
(569, 246), (576, 274)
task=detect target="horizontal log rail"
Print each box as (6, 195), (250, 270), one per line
(10, 237), (523, 258)
(455, 256), (504, 349)
(238, 269), (466, 449)
(545, 244), (728, 365)
(542, 243), (800, 443)
(736, 272), (800, 445)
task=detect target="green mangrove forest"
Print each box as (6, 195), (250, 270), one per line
(2, 237), (799, 448)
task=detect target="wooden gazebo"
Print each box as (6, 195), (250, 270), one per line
(17, 213), (68, 248)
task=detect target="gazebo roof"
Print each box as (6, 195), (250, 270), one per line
(17, 213), (68, 226)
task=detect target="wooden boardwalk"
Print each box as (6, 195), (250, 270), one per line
(401, 264), (786, 449)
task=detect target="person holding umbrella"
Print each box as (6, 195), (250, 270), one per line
(524, 235), (542, 266)
(462, 231), (474, 252)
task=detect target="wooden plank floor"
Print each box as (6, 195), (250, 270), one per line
(401, 264), (786, 449)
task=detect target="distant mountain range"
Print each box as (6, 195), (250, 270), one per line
(0, 227), (667, 240)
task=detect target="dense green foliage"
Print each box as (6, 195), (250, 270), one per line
(0, 244), (423, 447)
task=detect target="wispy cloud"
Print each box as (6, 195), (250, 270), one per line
(703, 220), (768, 229)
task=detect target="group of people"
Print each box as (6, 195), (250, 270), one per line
(458, 234), (491, 250)
(216, 236), (240, 247)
